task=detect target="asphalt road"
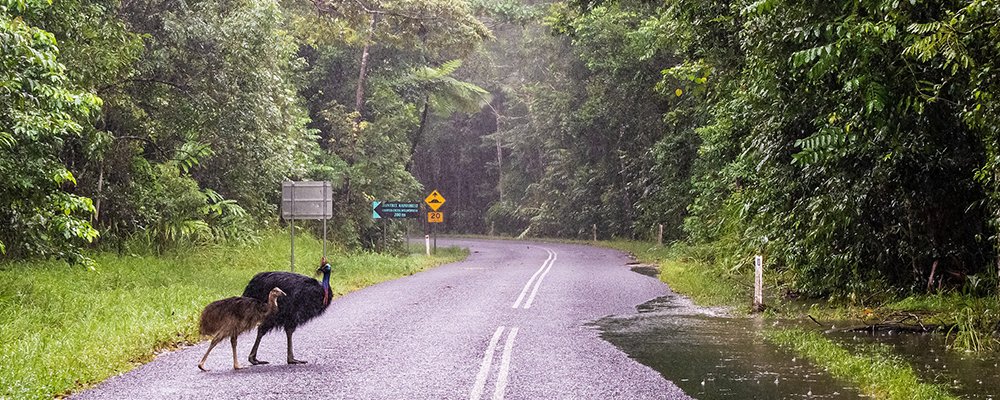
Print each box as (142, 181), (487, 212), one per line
(73, 238), (691, 399)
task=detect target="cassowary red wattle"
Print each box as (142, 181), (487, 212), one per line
(242, 261), (333, 365)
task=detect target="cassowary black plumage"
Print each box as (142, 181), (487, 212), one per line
(242, 260), (333, 365)
(197, 287), (286, 371)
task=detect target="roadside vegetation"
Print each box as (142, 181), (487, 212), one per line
(6, 0), (1000, 397)
(603, 241), (745, 309)
(0, 232), (466, 400)
(609, 239), (997, 399)
(765, 329), (956, 400)
(611, 240), (1000, 351)
(7, 0), (1000, 332)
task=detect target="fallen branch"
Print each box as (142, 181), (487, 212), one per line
(832, 323), (940, 334)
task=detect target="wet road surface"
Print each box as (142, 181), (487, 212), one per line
(73, 239), (689, 399)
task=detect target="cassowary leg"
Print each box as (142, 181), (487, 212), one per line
(231, 336), (242, 370)
(198, 336), (225, 371)
(247, 325), (271, 365)
(286, 326), (306, 364)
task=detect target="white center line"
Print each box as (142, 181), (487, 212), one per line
(470, 326), (505, 400)
(491, 327), (520, 400)
(511, 249), (554, 308)
(522, 251), (556, 309)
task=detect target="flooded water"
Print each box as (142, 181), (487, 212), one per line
(594, 294), (861, 399)
(595, 288), (1000, 399)
(825, 329), (1000, 399)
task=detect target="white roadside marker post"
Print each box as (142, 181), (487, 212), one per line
(753, 255), (764, 312)
(425, 234), (431, 256)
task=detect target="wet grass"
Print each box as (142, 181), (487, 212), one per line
(0, 232), (467, 399)
(765, 328), (957, 400)
(603, 240), (988, 398)
(601, 241), (745, 309)
(605, 241), (1000, 352)
(888, 294), (1000, 353)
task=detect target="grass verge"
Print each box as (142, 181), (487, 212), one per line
(0, 232), (467, 399)
(605, 240), (1000, 352)
(603, 239), (983, 398)
(764, 328), (956, 400)
(601, 241), (745, 309)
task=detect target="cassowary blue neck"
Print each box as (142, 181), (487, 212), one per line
(321, 270), (332, 306)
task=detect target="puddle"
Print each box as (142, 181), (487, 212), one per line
(597, 292), (1000, 399)
(825, 330), (1000, 399)
(594, 294), (860, 399)
(630, 264), (660, 278)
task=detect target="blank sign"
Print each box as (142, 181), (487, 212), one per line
(281, 181), (333, 220)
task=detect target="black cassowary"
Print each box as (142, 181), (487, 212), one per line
(198, 287), (286, 371)
(242, 260), (333, 365)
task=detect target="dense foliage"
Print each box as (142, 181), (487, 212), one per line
(1, 0), (490, 261)
(413, 0), (1000, 299)
(1, 0), (101, 264)
(6, 0), (1000, 298)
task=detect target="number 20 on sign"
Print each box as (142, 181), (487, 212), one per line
(428, 212), (443, 223)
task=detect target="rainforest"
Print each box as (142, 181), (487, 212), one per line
(4, 0), (1000, 336)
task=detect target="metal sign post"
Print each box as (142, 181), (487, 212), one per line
(281, 181), (334, 272)
(424, 190), (445, 255)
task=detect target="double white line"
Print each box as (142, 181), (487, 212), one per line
(470, 326), (520, 400)
(511, 248), (557, 309)
(470, 248), (555, 399)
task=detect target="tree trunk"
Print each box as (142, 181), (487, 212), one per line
(405, 96), (430, 172)
(345, 13), (379, 209)
(927, 259), (939, 293)
(94, 162), (104, 224)
(354, 14), (379, 119)
(496, 112), (503, 203)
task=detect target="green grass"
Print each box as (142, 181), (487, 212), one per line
(0, 232), (467, 399)
(765, 328), (957, 400)
(601, 241), (746, 309)
(601, 239), (974, 398)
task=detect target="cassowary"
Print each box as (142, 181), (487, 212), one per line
(198, 287), (286, 371)
(242, 260), (333, 365)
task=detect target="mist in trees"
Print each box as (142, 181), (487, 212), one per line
(5, 0), (1000, 299)
(413, 0), (1000, 299)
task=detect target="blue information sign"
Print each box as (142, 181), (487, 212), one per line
(372, 201), (420, 219)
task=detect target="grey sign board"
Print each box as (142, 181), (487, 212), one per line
(281, 181), (333, 220)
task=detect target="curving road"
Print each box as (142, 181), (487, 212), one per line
(73, 239), (691, 399)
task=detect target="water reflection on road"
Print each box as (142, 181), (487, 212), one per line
(593, 294), (861, 399)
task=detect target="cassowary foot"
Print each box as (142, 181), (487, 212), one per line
(233, 363), (244, 370)
(287, 358), (307, 365)
(198, 364), (210, 372)
(248, 357), (269, 365)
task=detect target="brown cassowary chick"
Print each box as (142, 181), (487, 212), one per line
(242, 260), (333, 365)
(197, 287), (286, 371)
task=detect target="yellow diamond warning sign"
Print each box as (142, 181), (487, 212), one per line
(424, 190), (445, 211)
